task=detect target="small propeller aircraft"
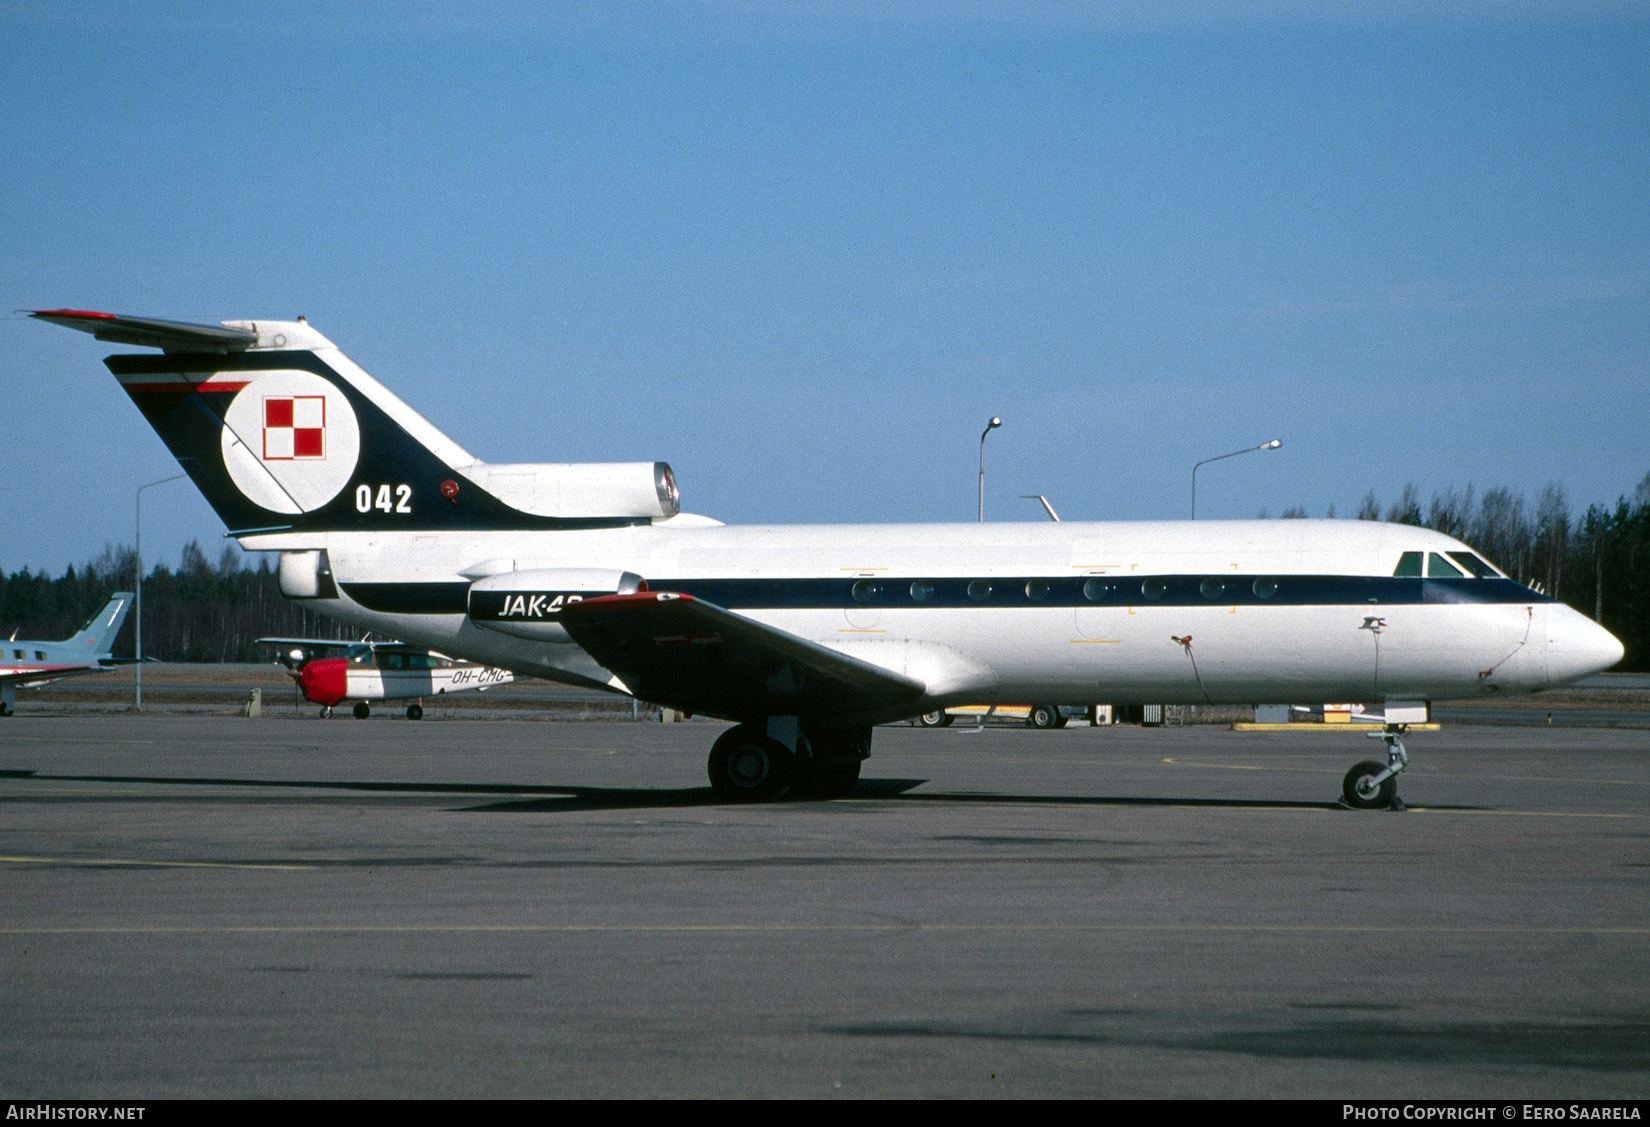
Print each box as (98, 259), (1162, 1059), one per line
(1, 594), (134, 716)
(260, 637), (514, 719)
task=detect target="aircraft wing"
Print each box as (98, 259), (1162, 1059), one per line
(256, 637), (374, 650)
(0, 665), (114, 689)
(29, 309), (258, 353)
(558, 592), (926, 721)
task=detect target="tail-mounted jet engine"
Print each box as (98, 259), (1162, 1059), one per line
(468, 568), (647, 643)
(462, 462), (679, 520)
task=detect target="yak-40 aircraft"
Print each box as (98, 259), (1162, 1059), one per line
(35, 309), (1625, 807)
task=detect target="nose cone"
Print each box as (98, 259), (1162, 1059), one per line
(298, 657), (349, 706)
(1546, 606), (1625, 688)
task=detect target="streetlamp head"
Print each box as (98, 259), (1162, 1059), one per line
(988, 417), (1001, 430)
(1262, 439), (1282, 450)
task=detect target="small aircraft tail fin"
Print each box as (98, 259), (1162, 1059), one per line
(70, 593), (133, 655)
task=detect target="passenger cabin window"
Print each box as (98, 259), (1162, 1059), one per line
(35, 651), (47, 661)
(1393, 552), (1423, 578)
(1446, 551), (1499, 579)
(1427, 552), (1465, 578)
(382, 653), (404, 669)
(12, 649), (22, 660)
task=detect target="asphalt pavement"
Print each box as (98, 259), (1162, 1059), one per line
(1, 715), (1646, 1098)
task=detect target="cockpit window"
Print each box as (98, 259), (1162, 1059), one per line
(1392, 552), (1423, 578)
(1427, 552), (1465, 578)
(1446, 551), (1500, 579)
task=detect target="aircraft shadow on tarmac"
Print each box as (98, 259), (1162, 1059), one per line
(0, 768), (1478, 813)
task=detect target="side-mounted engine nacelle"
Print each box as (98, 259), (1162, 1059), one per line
(468, 568), (646, 643)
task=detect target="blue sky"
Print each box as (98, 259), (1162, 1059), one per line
(3, 1), (1646, 574)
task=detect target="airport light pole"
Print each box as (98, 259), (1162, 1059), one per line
(134, 473), (187, 711)
(978, 417), (1001, 522)
(1191, 439), (1282, 520)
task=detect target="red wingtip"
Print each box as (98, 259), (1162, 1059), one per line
(31, 309), (117, 320)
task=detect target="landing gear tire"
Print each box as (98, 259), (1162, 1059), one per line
(406, 704), (423, 721)
(321, 706), (333, 719)
(1342, 760), (1397, 810)
(0, 703), (11, 717)
(1028, 704), (1061, 729)
(707, 725), (794, 802)
(791, 758), (862, 800)
(790, 726), (871, 800)
(916, 710), (953, 728)
(353, 702), (371, 720)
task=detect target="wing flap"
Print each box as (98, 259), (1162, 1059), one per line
(559, 592), (925, 720)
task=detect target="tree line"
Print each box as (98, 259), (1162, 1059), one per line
(0, 542), (354, 663)
(5, 472), (1648, 670)
(1270, 472), (1649, 671)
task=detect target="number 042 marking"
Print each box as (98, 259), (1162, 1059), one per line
(356, 484), (413, 513)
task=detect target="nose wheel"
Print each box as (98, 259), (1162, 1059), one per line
(1341, 724), (1409, 811)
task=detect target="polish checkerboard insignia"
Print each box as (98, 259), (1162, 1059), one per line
(221, 371), (360, 515)
(263, 396), (326, 460)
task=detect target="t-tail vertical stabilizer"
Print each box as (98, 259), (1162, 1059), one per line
(32, 311), (681, 540)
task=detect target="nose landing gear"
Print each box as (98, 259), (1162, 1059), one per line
(1341, 724), (1410, 811)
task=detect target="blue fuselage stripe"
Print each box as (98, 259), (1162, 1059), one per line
(339, 575), (1548, 616)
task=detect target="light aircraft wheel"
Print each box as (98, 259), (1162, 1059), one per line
(1028, 704), (1061, 729)
(406, 704), (423, 721)
(1342, 760), (1396, 810)
(353, 702), (371, 720)
(707, 725), (793, 802)
(0, 704), (11, 718)
(916, 710), (952, 728)
(321, 706), (332, 720)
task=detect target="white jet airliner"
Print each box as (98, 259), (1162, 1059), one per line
(33, 309), (1624, 807)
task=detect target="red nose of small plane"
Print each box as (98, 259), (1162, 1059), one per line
(298, 657), (349, 706)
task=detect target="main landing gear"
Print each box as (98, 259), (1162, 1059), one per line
(706, 722), (870, 802)
(1341, 724), (1410, 811)
(353, 701), (371, 720)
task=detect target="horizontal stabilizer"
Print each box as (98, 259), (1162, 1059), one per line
(30, 310), (259, 353)
(559, 592), (926, 721)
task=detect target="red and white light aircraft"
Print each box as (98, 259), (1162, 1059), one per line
(262, 638), (514, 719)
